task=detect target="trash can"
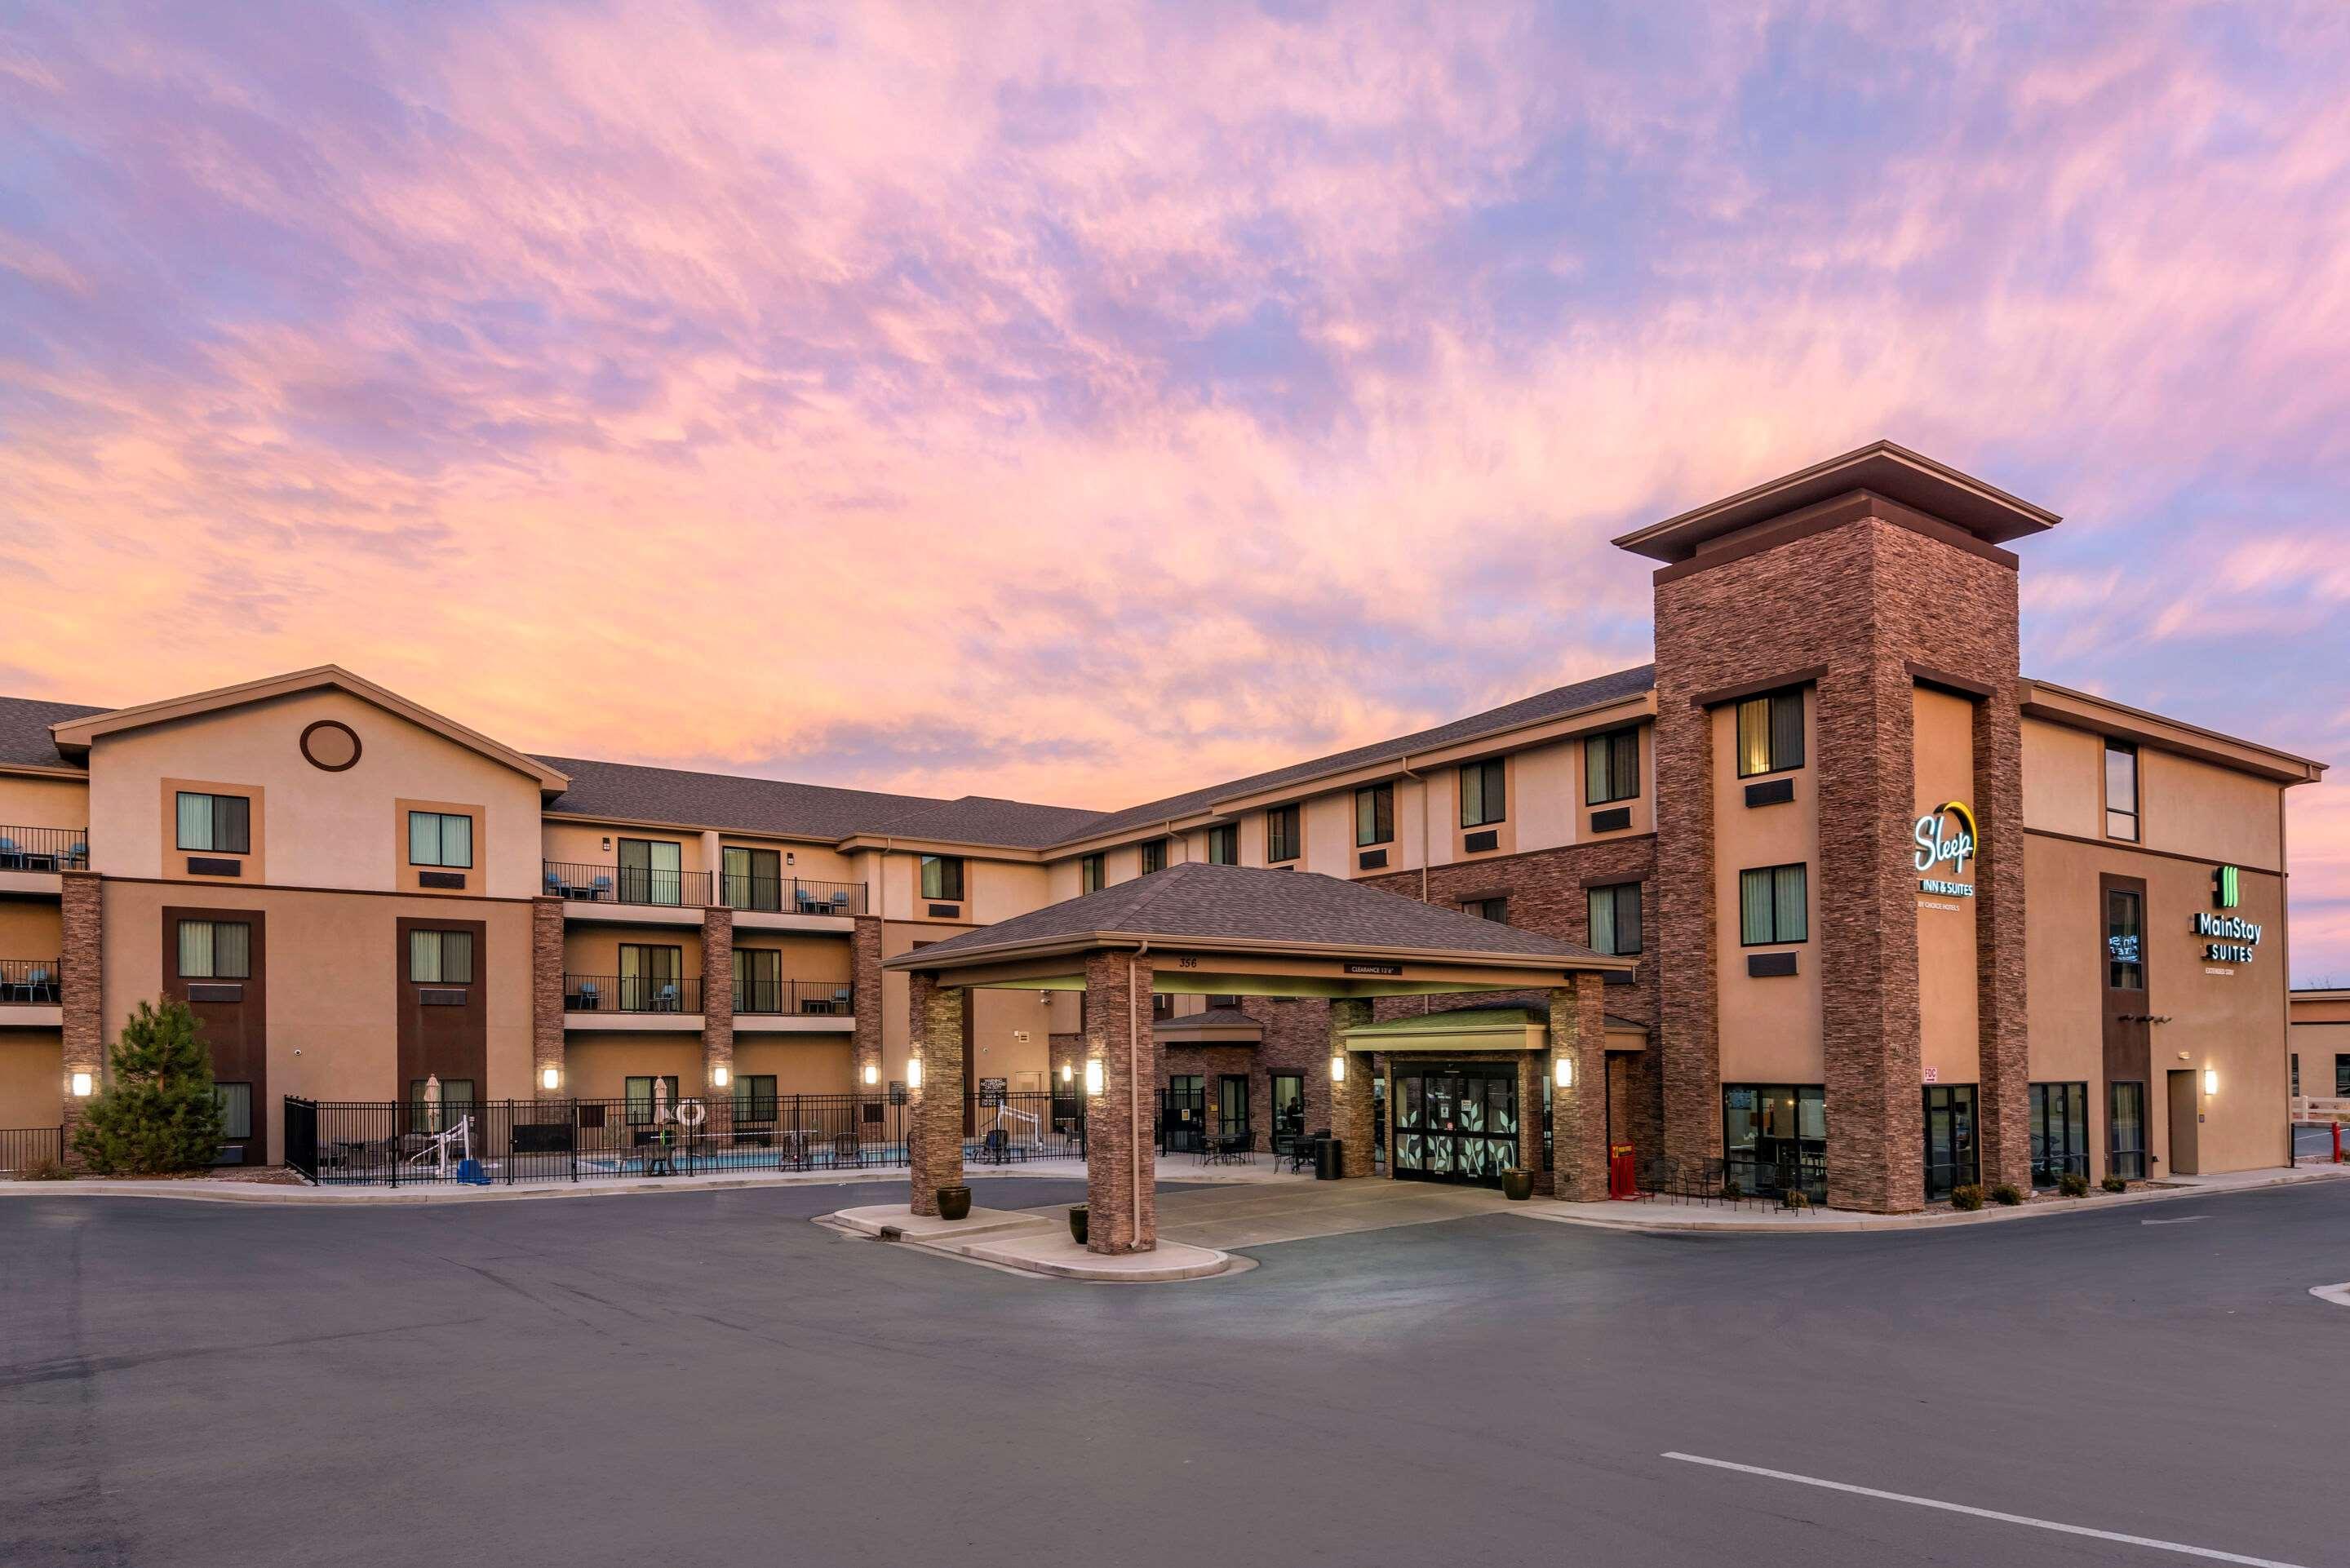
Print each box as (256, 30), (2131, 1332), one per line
(1314, 1137), (1344, 1180)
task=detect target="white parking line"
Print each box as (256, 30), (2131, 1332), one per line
(1661, 1452), (2308, 1568)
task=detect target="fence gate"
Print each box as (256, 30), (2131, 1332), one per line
(283, 1096), (319, 1182)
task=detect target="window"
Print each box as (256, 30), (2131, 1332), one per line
(409, 1078), (476, 1114)
(406, 811), (474, 868)
(2104, 741), (2139, 842)
(1735, 689), (1806, 777)
(1140, 839), (1168, 875)
(2290, 1053), (2299, 1096)
(1737, 864), (1808, 946)
(1205, 994), (1242, 1009)
(175, 791), (251, 854)
(733, 947), (782, 1012)
(1722, 1084), (1826, 1200)
(214, 1081), (253, 1141)
(177, 919), (251, 980)
(2106, 889), (2144, 990)
(407, 928), (473, 985)
(1206, 824), (1239, 865)
(619, 944), (684, 1010)
(733, 1074), (778, 1123)
(1585, 729), (1639, 805)
(2029, 1082), (2088, 1187)
(920, 854), (965, 901)
(1460, 759), (1506, 827)
(1588, 883), (1643, 957)
(1465, 897), (1508, 924)
(1922, 1084), (1980, 1201)
(2337, 1056), (2350, 1098)
(2108, 1082), (2146, 1180)
(1080, 853), (1106, 893)
(1270, 1073), (1306, 1139)
(721, 846), (782, 911)
(624, 1075), (681, 1125)
(1266, 804), (1301, 863)
(1151, 992), (1174, 1021)
(618, 838), (684, 905)
(1355, 783), (1394, 847)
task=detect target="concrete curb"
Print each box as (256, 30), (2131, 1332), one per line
(825, 1202), (1238, 1282)
(1508, 1165), (2350, 1236)
(2309, 1282), (2350, 1309)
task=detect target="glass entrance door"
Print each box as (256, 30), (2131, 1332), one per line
(1391, 1063), (1519, 1188)
(1216, 1075), (1249, 1149)
(1923, 1083), (1980, 1201)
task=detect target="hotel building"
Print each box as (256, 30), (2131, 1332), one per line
(0, 443), (2324, 1212)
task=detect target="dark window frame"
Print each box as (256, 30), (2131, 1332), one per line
(2028, 1081), (2089, 1187)
(2108, 1080), (2148, 1180)
(1465, 896), (1508, 924)
(1587, 881), (1643, 957)
(2104, 740), (2140, 843)
(1266, 804), (1302, 864)
(1205, 824), (1239, 865)
(175, 791), (252, 855)
(721, 845), (783, 912)
(623, 1074), (682, 1126)
(1140, 839), (1168, 875)
(214, 1080), (254, 1141)
(1734, 689), (1806, 779)
(1737, 863), (1809, 946)
(406, 809), (475, 869)
(1585, 728), (1640, 806)
(1460, 759), (1507, 828)
(176, 918), (253, 980)
(1355, 783), (1394, 847)
(406, 927), (474, 986)
(1719, 1083), (1827, 1201)
(2106, 888), (2145, 990)
(732, 1073), (780, 1123)
(920, 854), (966, 901)
(616, 837), (685, 905)
(1080, 853), (1106, 894)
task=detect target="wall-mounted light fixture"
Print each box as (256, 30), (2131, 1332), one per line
(1555, 1056), (1574, 1089)
(712, 1065), (730, 1089)
(601, 836), (612, 852)
(1084, 1059), (1105, 1096)
(69, 1070), (93, 1097)
(1329, 1054), (1346, 1083)
(2203, 1067), (2219, 1096)
(1060, 1061), (1073, 1085)
(863, 1061), (880, 1087)
(539, 1066), (560, 1092)
(907, 1056), (924, 1090)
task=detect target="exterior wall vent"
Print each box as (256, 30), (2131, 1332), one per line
(1463, 830), (1499, 854)
(1746, 951), (1798, 978)
(418, 870), (466, 890)
(1744, 778), (1795, 808)
(186, 857), (242, 877)
(1588, 808), (1633, 833)
(187, 982), (243, 1003)
(1357, 848), (1389, 870)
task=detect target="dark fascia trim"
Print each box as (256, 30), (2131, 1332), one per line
(1651, 489), (2024, 587)
(2020, 826), (2282, 879)
(1449, 887), (1511, 906)
(1687, 667), (1829, 711)
(1581, 870), (1647, 890)
(1906, 662), (1998, 701)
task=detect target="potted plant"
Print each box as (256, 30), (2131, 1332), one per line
(1068, 1204), (1089, 1244)
(1497, 1167), (1534, 1202)
(936, 1185), (972, 1221)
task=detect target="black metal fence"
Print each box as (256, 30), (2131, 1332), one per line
(541, 860), (715, 908)
(561, 973), (705, 1013)
(734, 978), (855, 1016)
(285, 1092), (1081, 1186)
(1, 1124), (65, 1176)
(0, 825), (87, 872)
(720, 875), (867, 916)
(0, 958), (62, 1004)
(1632, 1151), (1829, 1210)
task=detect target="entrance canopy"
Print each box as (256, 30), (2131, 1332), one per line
(1341, 1002), (1652, 1055)
(881, 862), (1629, 996)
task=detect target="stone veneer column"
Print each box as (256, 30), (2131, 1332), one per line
(1328, 998), (1374, 1176)
(1082, 950), (1157, 1253)
(1549, 977), (1607, 1198)
(531, 896), (565, 1099)
(60, 870), (103, 1167)
(1973, 689), (2033, 1192)
(1515, 1052), (1544, 1184)
(907, 972), (965, 1216)
(850, 915), (884, 1092)
(700, 906), (734, 1096)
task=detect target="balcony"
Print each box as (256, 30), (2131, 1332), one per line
(561, 973), (704, 1013)
(543, 861), (714, 909)
(734, 979), (856, 1017)
(0, 959), (61, 1005)
(0, 827), (86, 873)
(719, 874), (867, 918)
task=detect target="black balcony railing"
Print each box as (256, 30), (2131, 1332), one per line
(718, 874), (867, 917)
(542, 861), (713, 908)
(732, 978), (856, 1016)
(0, 826), (86, 872)
(561, 973), (705, 1013)
(0, 959), (61, 1005)
(1, 1124), (65, 1176)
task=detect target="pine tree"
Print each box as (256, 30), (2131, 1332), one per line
(72, 999), (227, 1176)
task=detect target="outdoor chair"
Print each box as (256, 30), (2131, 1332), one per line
(830, 986), (852, 1013)
(830, 1132), (862, 1168)
(654, 983), (679, 1012)
(796, 889), (823, 915)
(591, 874), (614, 900)
(0, 838), (17, 870)
(1284, 1128), (1328, 1174)
(66, 841), (86, 869)
(24, 967), (52, 1003)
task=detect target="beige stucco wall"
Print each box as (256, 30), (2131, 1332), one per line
(0, 1029), (63, 1129)
(2022, 716), (2287, 870)
(562, 926), (706, 981)
(1913, 687), (1981, 1086)
(564, 1032), (703, 1100)
(2020, 718), (2103, 841)
(0, 900), (63, 958)
(875, 919), (1052, 1082)
(2292, 1019), (2350, 1098)
(1713, 693), (1823, 1084)
(732, 1036), (855, 1095)
(0, 773), (90, 835)
(87, 689), (544, 898)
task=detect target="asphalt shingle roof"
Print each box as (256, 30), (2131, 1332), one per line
(0, 696), (103, 770)
(884, 862), (1609, 967)
(533, 755), (948, 840)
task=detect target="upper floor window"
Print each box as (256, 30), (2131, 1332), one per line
(1465, 897), (1508, 924)
(1585, 729), (1640, 805)
(1141, 839), (1168, 875)
(1588, 882), (1643, 957)
(1151, 991), (1175, 1021)
(618, 838), (683, 905)
(920, 854), (966, 901)
(1206, 994), (1243, 1009)
(1206, 824), (1239, 865)
(175, 791), (251, 855)
(1737, 864), (1808, 946)
(1736, 689), (1806, 777)
(721, 845), (782, 911)
(1080, 853), (1106, 893)
(1460, 759), (1506, 828)
(408, 928), (473, 984)
(2106, 888), (2144, 990)
(406, 811), (473, 869)
(177, 919), (251, 979)
(1266, 804), (1302, 863)
(1355, 783), (1394, 847)
(2104, 741), (2139, 843)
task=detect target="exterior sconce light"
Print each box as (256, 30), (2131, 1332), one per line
(862, 1061), (880, 1087)
(2203, 1068), (2219, 1096)
(539, 1066), (560, 1092)
(70, 1070), (94, 1097)
(712, 1065), (730, 1089)
(1554, 1056), (1573, 1089)
(1084, 1059), (1105, 1096)
(1060, 1061), (1073, 1084)
(907, 1057), (924, 1090)
(1329, 1054), (1346, 1084)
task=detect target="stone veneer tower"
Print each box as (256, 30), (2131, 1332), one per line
(1620, 444), (2054, 1212)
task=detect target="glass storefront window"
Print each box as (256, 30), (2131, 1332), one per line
(2029, 1082), (2088, 1187)
(1722, 1083), (1825, 1201)
(2109, 1082), (2147, 1180)
(1922, 1083), (1980, 1200)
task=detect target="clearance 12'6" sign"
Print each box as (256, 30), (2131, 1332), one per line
(1913, 800), (1977, 897)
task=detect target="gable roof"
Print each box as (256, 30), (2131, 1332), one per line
(857, 795), (1109, 850)
(539, 754), (950, 840)
(0, 695), (104, 770)
(883, 862), (1624, 971)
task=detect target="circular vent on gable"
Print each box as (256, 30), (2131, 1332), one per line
(299, 720), (361, 772)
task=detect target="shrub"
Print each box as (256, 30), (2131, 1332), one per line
(71, 999), (225, 1176)
(2101, 1173), (2129, 1194)
(1949, 1183), (1985, 1211)
(2058, 1171), (2091, 1198)
(1780, 1189), (1811, 1211)
(1991, 1182), (2023, 1207)
(18, 1155), (70, 1181)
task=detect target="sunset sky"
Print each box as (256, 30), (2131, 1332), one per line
(2, 2), (2345, 979)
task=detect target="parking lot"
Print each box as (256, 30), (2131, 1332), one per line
(6, 1177), (2348, 1567)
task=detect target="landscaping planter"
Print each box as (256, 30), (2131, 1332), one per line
(1499, 1168), (1534, 1202)
(936, 1185), (972, 1221)
(1069, 1204), (1089, 1245)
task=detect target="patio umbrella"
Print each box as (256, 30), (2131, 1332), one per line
(652, 1076), (669, 1127)
(423, 1074), (442, 1136)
